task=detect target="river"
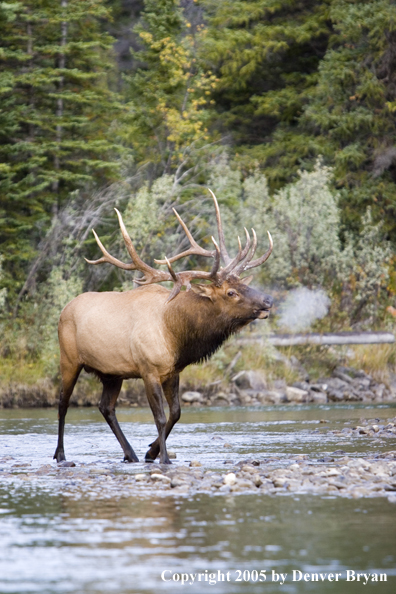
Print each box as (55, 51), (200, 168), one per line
(0, 403), (395, 593)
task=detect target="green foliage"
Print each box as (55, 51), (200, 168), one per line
(122, 0), (217, 175)
(258, 160), (342, 287)
(38, 264), (83, 376)
(205, 156), (393, 327)
(0, 255), (6, 310)
(202, 0), (396, 236)
(338, 210), (393, 325)
(201, 0), (331, 149)
(0, 0), (126, 294)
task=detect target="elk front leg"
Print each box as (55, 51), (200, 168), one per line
(145, 375), (180, 462)
(143, 375), (171, 464)
(54, 363), (82, 463)
(99, 376), (139, 462)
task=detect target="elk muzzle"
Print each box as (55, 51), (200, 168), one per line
(254, 293), (273, 319)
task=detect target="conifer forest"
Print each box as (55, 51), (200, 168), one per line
(1, 0), (396, 389)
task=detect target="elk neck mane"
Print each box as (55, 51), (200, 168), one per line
(164, 287), (248, 370)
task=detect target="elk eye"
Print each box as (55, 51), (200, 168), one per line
(227, 290), (237, 297)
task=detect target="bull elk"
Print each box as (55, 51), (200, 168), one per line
(54, 190), (273, 464)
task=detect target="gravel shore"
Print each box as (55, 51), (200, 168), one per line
(1, 421), (396, 504)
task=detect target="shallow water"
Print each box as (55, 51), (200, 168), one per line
(1, 403), (396, 593)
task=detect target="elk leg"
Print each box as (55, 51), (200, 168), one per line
(99, 376), (139, 462)
(53, 363), (82, 463)
(143, 375), (171, 464)
(145, 375), (180, 462)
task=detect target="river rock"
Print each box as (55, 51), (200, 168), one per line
(232, 370), (267, 391)
(224, 472), (236, 485)
(286, 386), (308, 402)
(211, 393), (231, 406)
(181, 391), (203, 403)
(230, 479), (255, 492)
(311, 391), (327, 403)
(170, 476), (188, 488)
(259, 390), (284, 404)
(151, 473), (171, 483)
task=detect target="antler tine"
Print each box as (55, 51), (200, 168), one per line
(209, 236), (221, 281)
(155, 208), (215, 265)
(86, 209), (174, 286)
(244, 231), (273, 271)
(207, 188), (232, 265)
(114, 208), (178, 284)
(165, 257), (178, 283)
(218, 227), (251, 279)
(85, 229), (138, 271)
(232, 227), (259, 277)
(115, 209), (150, 273)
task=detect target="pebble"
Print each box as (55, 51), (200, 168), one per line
(151, 473), (171, 483)
(224, 473), (236, 486)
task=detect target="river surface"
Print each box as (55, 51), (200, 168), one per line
(1, 403), (396, 594)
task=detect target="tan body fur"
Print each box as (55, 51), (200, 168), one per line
(60, 286), (177, 381)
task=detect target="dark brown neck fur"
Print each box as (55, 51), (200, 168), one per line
(164, 290), (248, 372)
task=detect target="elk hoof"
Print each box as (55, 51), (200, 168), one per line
(53, 448), (65, 463)
(123, 454), (139, 463)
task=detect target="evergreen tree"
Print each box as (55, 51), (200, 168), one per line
(0, 0), (125, 294)
(201, 0), (331, 173)
(201, 0), (396, 236)
(123, 0), (217, 177)
(301, 0), (396, 234)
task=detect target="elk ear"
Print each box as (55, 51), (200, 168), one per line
(190, 283), (214, 302)
(241, 274), (254, 286)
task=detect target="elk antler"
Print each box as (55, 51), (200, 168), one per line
(206, 188), (273, 280)
(154, 208), (216, 264)
(86, 209), (221, 301)
(86, 191), (273, 301)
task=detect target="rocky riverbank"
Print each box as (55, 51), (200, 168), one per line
(1, 364), (395, 408)
(1, 446), (396, 503)
(181, 365), (395, 407)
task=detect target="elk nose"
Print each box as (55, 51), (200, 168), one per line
(263, 295), (273, 309)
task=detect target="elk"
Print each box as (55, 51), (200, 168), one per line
(54, 190), (273, 465)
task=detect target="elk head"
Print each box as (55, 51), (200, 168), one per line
(86, 189), (273, 305)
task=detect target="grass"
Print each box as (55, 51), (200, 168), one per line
(348, 343), (396, 384)
(0, 356), (50, 385)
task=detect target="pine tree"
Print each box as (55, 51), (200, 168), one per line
(201, 0), (396, 236)
(0, 0), (125, 294)
(301, 0), (396, 234)
(123, 0), (217, 176)
(201, 0), (331, 174)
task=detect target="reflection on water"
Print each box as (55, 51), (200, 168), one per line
(0, 404), (396, 593)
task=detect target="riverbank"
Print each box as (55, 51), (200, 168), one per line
(1, 363), (395, 409)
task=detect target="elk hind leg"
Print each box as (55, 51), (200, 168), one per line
(99, 376), (138, 462)
(145, 375), (179, 464)
(54, 363), (82, 463)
